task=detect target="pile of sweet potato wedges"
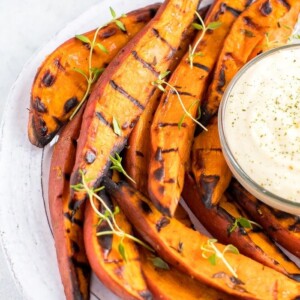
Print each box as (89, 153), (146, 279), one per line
(28, 0), (300, 299)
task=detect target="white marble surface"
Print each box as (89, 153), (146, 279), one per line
(0, 0), (99, 298)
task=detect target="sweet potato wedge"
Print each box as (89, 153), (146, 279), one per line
(248, 1), (300, 60)
(70, 0), (200, 204)
(140, 248), (234, 300)
(84, 191), (151, 300)
(49, 106), (90, 300)
(148, 0), (251, 217)
(124, 26), (196, 193)
(191, 116), (232, 207)
(104, 178), (300, 299)
(183, 174), (300, 280)
(229, 179), (300, 258)
(124, 6), (209, 192)
(199, 0), (300, 126)
(28, 4), (160, 147)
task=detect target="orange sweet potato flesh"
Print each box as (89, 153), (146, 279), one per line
(104, 178), (300, 300)
(183, 174), (300, 281)
(191, 116), (232, 207)
(199, 0), (300, 126)
(140, 249), (235, 300)
(229, 179), (300, 259)
(84, 192), (152, 300)
(70, 0), (200, 204)
(28, 4), (160, 147)
(49, 106), (90, 300)
(148, 0), (251, 217)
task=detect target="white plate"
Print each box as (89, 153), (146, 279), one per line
(0, 0), (299, 299)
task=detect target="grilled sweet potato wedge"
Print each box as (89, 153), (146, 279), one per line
(84, 191), (151, 299)
(191, 116), (232, 207)
(124, 6), (209, 192)
(140, 249), (234, 300)
(124, 26), (196, 193)
(104, 179), (300, 299)
(148, 0), (251, 217)
(49, 106), (90, 300)
(183, 174), (300, 280)
(229, 179), (300, 258)
(70, 0), (200, 204)
(28, 4), (160, 147)
(248, 1), (300, 59)
(200, 0), (300, 126)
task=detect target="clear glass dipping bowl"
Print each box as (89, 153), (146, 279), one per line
(218, 44), (300, 216)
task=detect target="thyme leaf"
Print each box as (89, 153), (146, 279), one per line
(110, 153), (136, 183)
(201, 239), (239, 278)
(188, 11), (221, 68)
(112, 117), (122, 136)
(151, 256), (170, 270)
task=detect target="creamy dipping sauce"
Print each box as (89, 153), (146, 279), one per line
(222, 46), (300, 203)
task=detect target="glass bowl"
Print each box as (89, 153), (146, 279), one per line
(218, 44), (300, 216)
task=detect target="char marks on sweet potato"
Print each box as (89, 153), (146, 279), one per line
(199, 0), (300, 126)
(183, 174), (300, 280)
(191, 116), (232, 207)
(229, 179), (300, 259)
(28, 4), (160, 147)
(148, 0), (251, 217)
(104, 178), (300, 300)
(49, 106), (90, 300)
(84, 191), (151, 300)
(70, 0), (201, 203)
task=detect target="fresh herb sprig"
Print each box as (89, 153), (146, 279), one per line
(151, 256), (170, 270)
(188, 12), (222, 68)
(229, 217), (262, 234)
(178, 99), (201, 129)
(152, 71), (207, 131)
(71, 170), (152, 261)
(70, 7), (127, 120)
(110, 153), (136, 184)
(201, 239), (239, 278)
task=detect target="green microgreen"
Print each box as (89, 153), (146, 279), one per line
(178, 99), (201, 129)
(201, 239), (239, 278)
(188, 11), (221, 68)
(71, 170), (153, 261)
(151, 256), (170, 270)
(112, 117), (122, 136)
(229, 217), (262, 234)
(70, 7), (126, 120)
(109, 153), (136, 184)
(152, 71), (207, 131)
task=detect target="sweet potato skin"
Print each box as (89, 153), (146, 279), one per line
(183, 174), (300, 280)
(70, 0), (200, 203)
(28, 4), (160, 147)
(105, 179), (300, 300)
(84, 193), (151, 300)
(140, 249), (234, 300)
(229, 180), (300, 259)
(49, 106), (90, 300)
(200, 0), (300, 126)
(148, 0), (251, 217)
(191, 116), (232, 207)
